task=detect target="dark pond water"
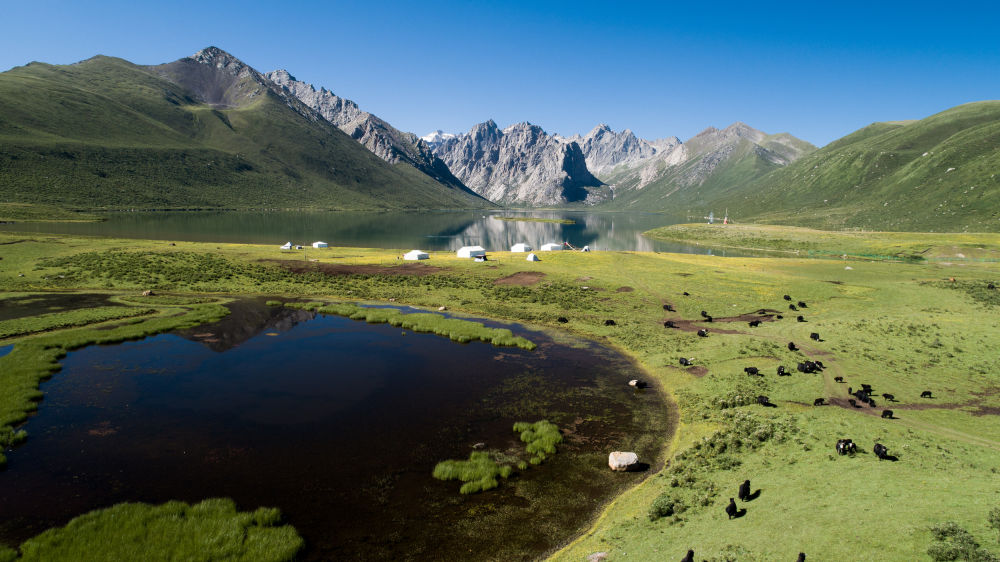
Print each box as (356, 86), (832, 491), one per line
(0, 300), (671, 560)
(0, 210), (753, 256)
(0, 293), (124, 322)
(0, 345), (11, 358)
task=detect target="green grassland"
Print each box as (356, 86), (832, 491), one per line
(1, 231), (999, 560)
(646, 223), (1000, 261)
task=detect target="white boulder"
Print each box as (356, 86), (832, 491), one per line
(608, 451), (638, 471)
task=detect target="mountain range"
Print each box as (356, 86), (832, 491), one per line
(1, 46), (997, 231)
(0, 47), (488, 210)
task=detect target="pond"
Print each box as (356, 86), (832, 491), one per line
(0, 299), (672, 560)
(0, 210), (753, 255)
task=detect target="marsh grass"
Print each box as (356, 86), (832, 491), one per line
(11, 498), (303, 562)
(513, 420), (562, 464)
(432, 451), (513, 494)
(0, 306), (155, 339)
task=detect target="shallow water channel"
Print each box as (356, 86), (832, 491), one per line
(0, 300), (671, 560)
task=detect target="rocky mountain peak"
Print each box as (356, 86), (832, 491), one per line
(264, 69), (472, 194)
(190, 47), (250, 75)
(430, 121), (605, 205)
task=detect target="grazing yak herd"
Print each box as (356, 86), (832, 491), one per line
(660, 289), (936, 546)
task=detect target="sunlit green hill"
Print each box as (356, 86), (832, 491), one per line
(0, 52), (491, 211)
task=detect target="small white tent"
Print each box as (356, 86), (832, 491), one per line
(526, 253), (540, 262)
(510, 243), (532, 253)
(404, 250), (429, 260)
(457, 245), (486, 258)
(541, 243), (563, 251)
(312, 241), (329, 248)
(280, 242), (293, 250)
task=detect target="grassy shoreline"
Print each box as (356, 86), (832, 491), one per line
(645, 223), (1000, 262)
(1, 231), (999, 560)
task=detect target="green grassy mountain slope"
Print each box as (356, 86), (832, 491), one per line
(692, 101), (1000, 231)
(0, 51), (491, 210)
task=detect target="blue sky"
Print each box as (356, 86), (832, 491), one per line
(2, 0), (998, 146)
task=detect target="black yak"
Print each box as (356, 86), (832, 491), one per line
(679, 357), (692, 366)
(697, 329), (709, 337)
(744, 366), (759, 376)
(881, 410), (893, 419)
(756, 395), (770, 406)
(604, 319), (616, 326)
(726, 498), (738, 519)
(874, 443), (889, 459)
(813, 398), (825, 406)
(834, 376), (844, 383)
(789, 304), (798, 311)
(921, 390), (933, 398)
(881, 393), (895, 401)
(748, 320), (761, 327)
(797, 315), (806, 322)
(797, 301), (807, 308)
(738, 479), (751, 501)
(784, 295), (792, 301)
(810, 332), (820, 341)
(788, 342), (798, 351)
(664, 320), (677, 328)
(557, 317), (569, 323)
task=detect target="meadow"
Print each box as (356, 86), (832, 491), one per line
(0, 228), (998, 560)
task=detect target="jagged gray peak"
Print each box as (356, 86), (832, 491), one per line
(571, 124), (676, 177)
(605, 121), (816, 198)
(433, 121), (605, 206)
(266, 69), (469, 192)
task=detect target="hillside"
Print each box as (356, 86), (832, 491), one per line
(599, 123), (815, 211)
(0, 49), (491, 211)
(691, 102), (1000, 231)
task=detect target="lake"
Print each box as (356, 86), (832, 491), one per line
(0, 210), (751, 255)
(0, 299), (672, 560)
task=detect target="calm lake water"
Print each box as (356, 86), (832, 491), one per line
(0, 210), (750, 255)
(0, 299), (671, 560)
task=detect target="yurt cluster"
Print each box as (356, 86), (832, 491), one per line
(280, 240), (589, 262)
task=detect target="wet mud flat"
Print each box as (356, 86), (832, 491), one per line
(0, 300), (671, 560)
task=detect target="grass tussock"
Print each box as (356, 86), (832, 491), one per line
(432, 451), (513, 494)
(0, 306), (155, 339)
(11, 498), (303, 562)
(513, 420), (563, 464)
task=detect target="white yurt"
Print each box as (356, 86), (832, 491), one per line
(541, 243), (563, 251)
(510, 243), (532, 253)
(404, 250), (429, 260)
(312, 241), (329, 248)
(457, 245), (486, 258)
(280, 242), (293, 250)
(526, 253), (540, 262)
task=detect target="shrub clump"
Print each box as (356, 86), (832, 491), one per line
(648, 493), (682, 521)
(513, 420), (562, 464)
(432, 451), (513, 494)
(927, 521), (998, 561)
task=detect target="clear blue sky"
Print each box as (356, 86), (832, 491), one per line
(3, 0), (998, 146)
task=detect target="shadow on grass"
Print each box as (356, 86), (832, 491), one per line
(746, 489), (762, 501)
